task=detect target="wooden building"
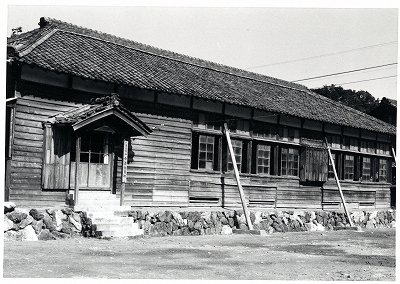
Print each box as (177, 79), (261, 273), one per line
(5, 17), (397, 210)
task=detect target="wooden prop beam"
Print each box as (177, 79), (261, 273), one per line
(324, 137), (354, 226)
(391, 145), (396, 160)
(224, 123), (253, 230)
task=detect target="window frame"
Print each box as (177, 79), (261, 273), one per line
(280, 147), (299, 177)
(255, 143), (271, 175)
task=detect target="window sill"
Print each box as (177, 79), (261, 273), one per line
(330, 149), (392, 158)
(190, 169), (221, 175)
(326, 179), (392, 185)
(190, 169), (300, 180)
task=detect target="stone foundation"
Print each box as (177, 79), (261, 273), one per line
(127, 209), (396, 236)
(4, 202), (396, 241)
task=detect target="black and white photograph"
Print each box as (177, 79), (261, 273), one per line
(3, 0), (397, 281)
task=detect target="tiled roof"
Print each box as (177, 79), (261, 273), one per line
(7, 17), (396, 135)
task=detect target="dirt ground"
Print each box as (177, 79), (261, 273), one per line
(3, 228), (396, 280)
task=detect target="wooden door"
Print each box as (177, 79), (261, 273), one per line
(300, 147), (329, 182)
(77, 132), (111, 189)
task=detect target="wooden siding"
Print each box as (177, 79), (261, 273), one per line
(9, 94), (80, 207)
(322, 181), (391, 210)
(123, 109), (192, 207)
(8, 85), (393, 210)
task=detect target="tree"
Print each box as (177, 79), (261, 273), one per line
(11, 27), (22, 36)
(311, 85), (380, 113)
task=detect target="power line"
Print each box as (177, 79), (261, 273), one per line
(292, 63), (398, 83)
(245, 41), (397, 70)
(335, 75), (397, 86)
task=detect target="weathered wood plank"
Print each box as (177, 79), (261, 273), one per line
(14, 124), (44, 134)
(11, 161), (42, 169)
(13, 138), (43, 148)
(12, 145), (43, 153)
(12, 155), (43, 163)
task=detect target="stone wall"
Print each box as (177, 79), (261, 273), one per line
(127, 209), (396, 237)
(4, 202), (396, 241)
(4, 202), (83, 241)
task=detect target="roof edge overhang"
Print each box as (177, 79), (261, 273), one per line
(71, 107), (151, 137)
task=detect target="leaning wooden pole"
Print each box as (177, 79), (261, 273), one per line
(391, 145), (396, 160)
(324, 138), (354, 226)
(224, 123), (253, 230)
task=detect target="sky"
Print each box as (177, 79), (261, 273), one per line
(4, 1), (400, 100)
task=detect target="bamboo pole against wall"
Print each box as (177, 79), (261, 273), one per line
(224, 123), (253, 230)
(324, 137), (354, 226)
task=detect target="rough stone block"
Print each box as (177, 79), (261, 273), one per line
(31, 219), (44, 234)
(61, 220), (73, 234)
(13, 215), (33, 230)
(4, 215), (14, 232)
(221, 225), (233, 235)
(38, 229), (55, 241)
(6, 211), (27, 223)
(4, 201), (16, 213)
(43, 213), (56, 232)
(366, 220), (375, 229)
(29, 209), (44, 221)
(21, 225), (38, 241)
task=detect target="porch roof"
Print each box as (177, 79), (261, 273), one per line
(47, 94), (152, 137)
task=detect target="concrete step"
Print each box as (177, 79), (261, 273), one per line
(94, 222), (139, 231)
(74, 205), (131, 213)
(91, 216), (135, 225)
(95, 228), (144, 238)
(75, 199), (121, 206)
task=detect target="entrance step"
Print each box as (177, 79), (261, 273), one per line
(74, 205), (131, 212)
(72, 191), (142, 238)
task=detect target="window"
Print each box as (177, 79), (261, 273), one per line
(256, 144), (271, 175)
(343, 137), (358, 151)
(344, 155), (354, 180)
(281, 148), (299, 176)
(253, 122), (278, 140)
(362, 157), (372, 181)
(191, 133), (220, 171)
(360, 140), (375, 153)
(76, 132), (109, 164)
(327, 135), (341, 149)
(71, 132), (109, 164)
(379, 159), (388, 182)
(227, 119), (250, 135)
(198, 135), (215, 170)
(193, 113), (221, 131)
(278, 127), (299, 142)
(328, 153), (336, 180)
(227, 139), (243, 172)
(377, 143), (390, 155)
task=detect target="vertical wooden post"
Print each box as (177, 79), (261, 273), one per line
(224, 123), (253, 230)
(324, 137), (354, 226)
(74, 135), (81, 206)
(120, 139), (128, 206)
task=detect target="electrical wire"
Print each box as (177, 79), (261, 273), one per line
(336, 75), (397, 86)
(245, 41), (397, 70)
(292, 63), (397, 83)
